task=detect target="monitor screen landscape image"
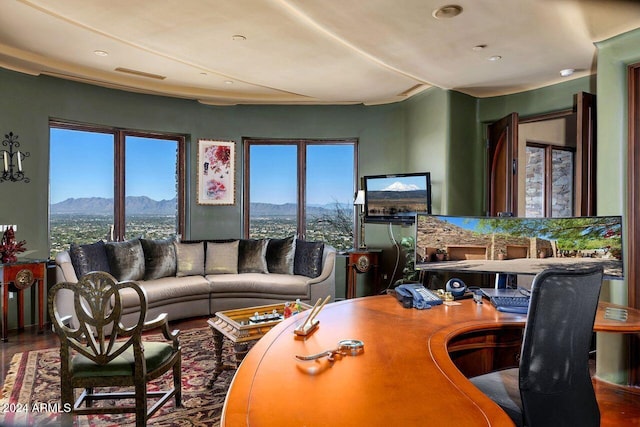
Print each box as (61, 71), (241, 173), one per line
(415, 214), (623, 280)
(363, 172), (431, 223)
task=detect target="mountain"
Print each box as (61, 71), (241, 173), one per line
(382, 181), (421, 191)
(51, 196), (177, 215)
(51, 197), (349, 216)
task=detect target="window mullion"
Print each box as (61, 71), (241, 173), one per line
(114, 131), (126, 240)
(298, 141), (306, 239)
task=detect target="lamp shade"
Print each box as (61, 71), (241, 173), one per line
(354, 190), (365, 206)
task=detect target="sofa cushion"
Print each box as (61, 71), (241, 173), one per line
(266, 235), (296, 274)
(175, 241), (205, 277)
(206, 240), (239, 274)
(294, 240), (324, 278)
(118, 275), (212, 310)
(238, 239), (268, 273)
(69, 240), (111, 279)
(207, 273), (309, 296)
(105, 239), (146, 281)
(140, 237), (177, 280)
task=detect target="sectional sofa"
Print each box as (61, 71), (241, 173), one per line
(54, 236), (336, 328)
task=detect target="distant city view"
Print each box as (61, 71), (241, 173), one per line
(49, 197), (354, 258)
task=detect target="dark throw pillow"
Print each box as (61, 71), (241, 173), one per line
(140, 237), (177, 280)
(238, 239), (268, 273)
(266, 236), (296, 274)
(105, 239), (146, 281)
(69, 240), (111, 279)
(294, 240), (324, 278)
(174, 241), (205, 277)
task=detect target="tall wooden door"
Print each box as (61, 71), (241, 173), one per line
(487, 113), (519, 216)
(487, 93), (595, 218)
(576, 91), (597, 216)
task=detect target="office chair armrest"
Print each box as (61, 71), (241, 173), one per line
(143, 313), (181, 348)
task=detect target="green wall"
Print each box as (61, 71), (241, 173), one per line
(593, 28), (640, 385)
(1, 26), (639, 387)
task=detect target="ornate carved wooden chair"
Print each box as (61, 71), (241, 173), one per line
(48, 271), (182, 427)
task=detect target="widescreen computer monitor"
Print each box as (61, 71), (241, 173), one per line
(414, 214), (623, 281)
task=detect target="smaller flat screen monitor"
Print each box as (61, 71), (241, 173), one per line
(363, 172), (431, 224)
(414, 214), (623, 280)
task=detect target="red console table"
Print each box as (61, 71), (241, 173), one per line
(0, 259), (47, 342)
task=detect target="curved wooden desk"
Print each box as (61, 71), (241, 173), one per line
(222, 296), (640, 427)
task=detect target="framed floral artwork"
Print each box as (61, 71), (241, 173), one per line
(197, 139), (235, 205)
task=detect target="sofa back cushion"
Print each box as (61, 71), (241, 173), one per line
(141, 237), (177, 280)
(238, 239), (268, 273)
(105, 239), (146, 281)
(206, 240), (239, 274)
(266, 235), (296, 274)
(294, 239), (324, 278)
(175, 241), (205, 277)
(69, 240), (111, 279)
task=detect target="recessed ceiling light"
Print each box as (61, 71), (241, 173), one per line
(560, 68), (575, 77)
(472, 45), (487, 51)
(224, 80), (234, 85)
(432, 5), (463, 19)
(93, 50), (109, 57)
(232, 35), (246, 41)
(488, 55), (502, 62)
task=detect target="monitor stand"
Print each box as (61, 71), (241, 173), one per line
(494, 273), (515, 289)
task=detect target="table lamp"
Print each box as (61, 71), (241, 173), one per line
(354, 190), (366, 249)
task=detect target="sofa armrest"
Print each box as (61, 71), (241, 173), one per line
(306, 245), (336, 285)
(305, 245), (336, 302)
(55, 251), (78, 284)
(54, 251), (79, 328)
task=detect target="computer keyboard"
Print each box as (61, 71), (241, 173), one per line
(490, 296), (529, 307)
(490, 296), (530, 314)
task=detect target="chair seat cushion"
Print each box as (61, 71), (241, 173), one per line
(469, 368), (523, 427)
(72, 341), (174, 379)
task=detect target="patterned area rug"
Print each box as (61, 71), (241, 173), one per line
(0, 327), (236, 426)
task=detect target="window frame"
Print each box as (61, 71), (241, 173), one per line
(242, 137), (359, 241)
(49, 120), (186, 242)
(525, 141), (575, 217)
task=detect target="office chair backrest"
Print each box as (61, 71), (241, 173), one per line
(519, 266), (603, 427)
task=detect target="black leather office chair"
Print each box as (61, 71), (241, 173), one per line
(470, 266), (603, 427)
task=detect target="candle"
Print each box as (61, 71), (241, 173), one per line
(17, 151), (22, 172)
(3, 152), (7, 172)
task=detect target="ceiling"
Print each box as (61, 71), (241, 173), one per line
(1, 0), (640, 106)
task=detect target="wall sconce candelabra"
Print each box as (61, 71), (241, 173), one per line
(1, 132), (30, 183)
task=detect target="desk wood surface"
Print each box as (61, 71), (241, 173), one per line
(221, 296), (640, 427)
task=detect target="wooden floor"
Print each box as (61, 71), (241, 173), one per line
(2, 319), (640, 426)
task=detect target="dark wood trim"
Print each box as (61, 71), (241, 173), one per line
(526, 142), (576, 217)
(576, 92), (597, 216)
(114, 132), (126, 240)
(627, 63), (640, 386)
(242, 138), (358, 242)
(48, 120), (186, 242)
(519, 108), (574, 124)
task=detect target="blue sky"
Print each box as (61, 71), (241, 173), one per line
(249, 144), (355, 205)
(50, 129), (179, 204)
(50, 129), (355, 206)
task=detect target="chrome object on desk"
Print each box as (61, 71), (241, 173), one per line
(295, 339), (365, 361)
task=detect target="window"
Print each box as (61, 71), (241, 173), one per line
(525, 143), (574, 218)
(243, 139), (357, 251)
(49, 122), (185, 258)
